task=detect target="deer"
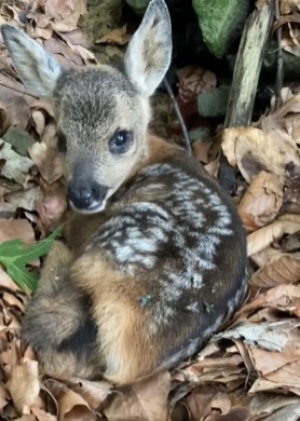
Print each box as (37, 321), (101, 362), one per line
(1, 0), (248, 386)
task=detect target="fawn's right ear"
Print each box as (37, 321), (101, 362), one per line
(1, 25), (63, 98)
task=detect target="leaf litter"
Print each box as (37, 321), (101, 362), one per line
(1, 1), (300, 421)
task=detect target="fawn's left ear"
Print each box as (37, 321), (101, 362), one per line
(1, 24), (63, 98)
(123, 0), (172, 97)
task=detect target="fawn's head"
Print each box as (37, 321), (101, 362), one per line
(1, 0), (172, 213)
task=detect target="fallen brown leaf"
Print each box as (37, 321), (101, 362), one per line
(205, 407), (251, 421)
(31, 406), (57, 421)
(6, 360), (40, 415)
(263, 402), (300, 420)
(36, 181), (67, 234)
(238, 171), (283, 232)
(0, 218), (35, 243)
(0, 102), (11, 137)
(5, 186), (43, 212)
(247, 214), (300, 256)
(95, 25), (130, 45)
(28, 121), (64, 185)
(0, 72), (34, 130)
(0, 383), (9, 411)
(58, 389), (95, 421)
(28, 138), (64, 186)
(249, 394), (300, 418)
(31, 110), (46, 137)
(67, 378), (112, 410)
(105, 371), (171, 421)
(234, 284), (300, 322)
(184, 386), (231, 421)
(280, 0), (300, 15)
(250, 251), (300, 287)
(221, 127), (300, 183)
(43, 0), (86, 31)
(14, 415), (36, 421)
(0, 267), (21, 292)
(0, 139), (34, 186)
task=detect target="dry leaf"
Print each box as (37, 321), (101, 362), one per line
(31, 110), (46, 137)
(238, 171), (284, 232)
(105, 371), (171, 421)
(281, 0), (300, 14)
(184, 386), (231, 421)
(247, 214), (300, 256)
(0, 383), (9, 411)
(67, 378), (112, 410)
(6, 360), (40, 415)
(28, 143), (64, 185)
(0, 267), (21, 292)
(36, 181), (67, 234)
(95, 25), (130, 45)
(0, 139), (33, 186)
(205, 407), (251, 421)
(177, 66), (217, 104)
(43, 0), (86, 30)
(0, 102), (11, 137)
(249, 394), (300, 417)
(0, 74), (34, 130)
(58, 389), (95, 421)
(0, 218), (35, 243)
(263, 402), (300, 420)
(250, 251), (300, 287)
(215, 321), (297, 352)
(221, 127), (300, 183)
(31, 406), (57, 421)
(14, 416), (36, 421)
(5, 186), (43, 212)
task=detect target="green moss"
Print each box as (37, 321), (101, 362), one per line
(192, 0), (250, 58)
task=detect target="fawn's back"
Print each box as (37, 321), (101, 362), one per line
(1, 0), (248, 385)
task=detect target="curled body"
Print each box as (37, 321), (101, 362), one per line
(1, 0), (248, 385)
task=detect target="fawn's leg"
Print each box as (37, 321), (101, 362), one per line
(22, 241), (98, 379)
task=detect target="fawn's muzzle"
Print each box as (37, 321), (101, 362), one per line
(68, 181), (109, 212)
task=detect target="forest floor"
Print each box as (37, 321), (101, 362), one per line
(1, 0), (300, 420)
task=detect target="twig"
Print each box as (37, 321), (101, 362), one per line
(0, 82), (38, 99)
(274, 0), (283, 110)
(224, 2), (274, 128)
(163, 78), (192, 154)
(219, 1), (274, 193)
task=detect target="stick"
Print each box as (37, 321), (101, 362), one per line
(274, 0), (283, 109)
(219, 0), (274, 192)
(163, 78), (192, 154)
(0, 81), (38, 99)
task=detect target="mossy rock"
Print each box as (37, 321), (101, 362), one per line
(124, 0), (150, 15)
(198, 85), (231, 117)
(192, 0), (250, 59)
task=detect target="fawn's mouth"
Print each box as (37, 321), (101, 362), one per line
(69, 198), (108, 214)
(68, 182), (111, 214)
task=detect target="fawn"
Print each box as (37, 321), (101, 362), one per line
(1, 0), (248, 385)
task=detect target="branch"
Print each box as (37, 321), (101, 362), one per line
(0, 82), (38, 99)
(163, 78), (192, 154)
(274, 0), (283, 109)
(225, 1), (275, 127)
(218, 0), (275, 192)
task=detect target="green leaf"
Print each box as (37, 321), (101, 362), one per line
(0, 225), (63, 292)
(3, 126), (36, 157)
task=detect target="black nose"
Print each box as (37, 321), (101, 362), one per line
(68, 182), (108, 210)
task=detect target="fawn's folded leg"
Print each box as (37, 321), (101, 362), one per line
(22, 241), (98, 379)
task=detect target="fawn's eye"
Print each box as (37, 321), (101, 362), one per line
(109, 130), (134, 154)
(57, 132), (67, 153)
